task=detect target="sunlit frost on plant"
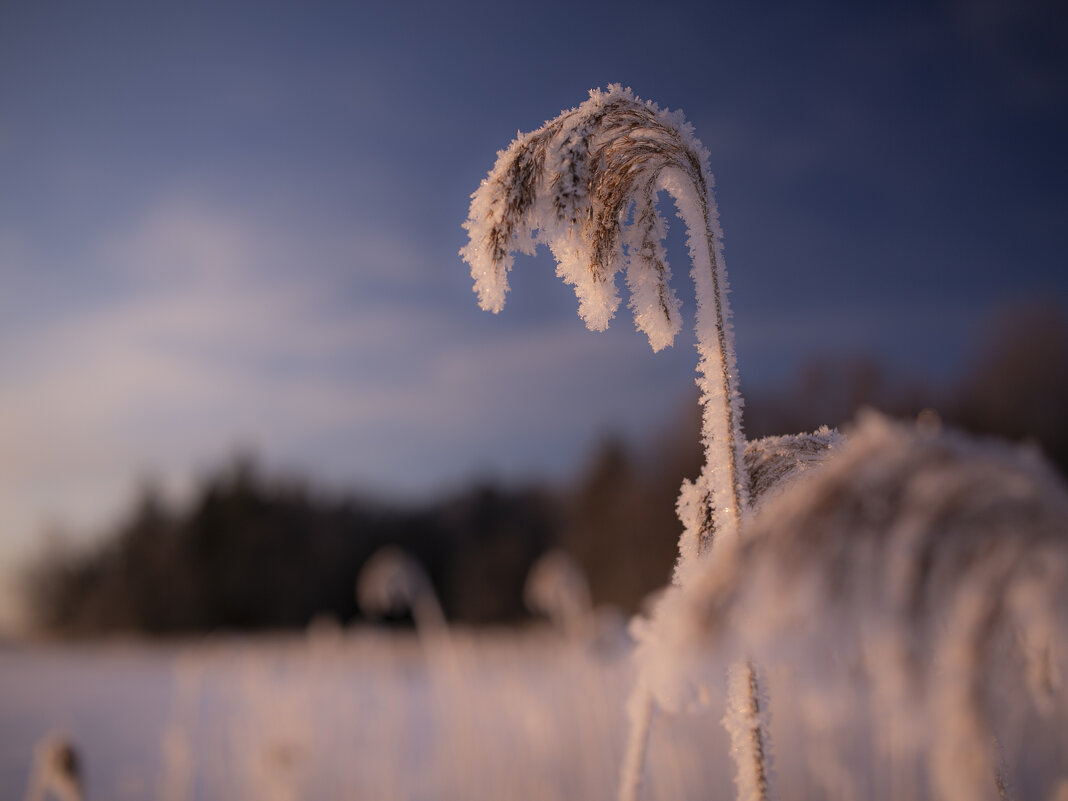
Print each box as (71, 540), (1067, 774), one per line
(462, 84), (789, 801)
(634, 412), (1068, 801)
(460, 84), (748, 552)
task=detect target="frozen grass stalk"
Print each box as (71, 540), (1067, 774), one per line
(525, 550), (594, 641)
(461, 85), (769, 801)
(358, 546), (449, 640)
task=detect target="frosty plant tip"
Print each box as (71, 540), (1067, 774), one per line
(461, 84), (747, 550)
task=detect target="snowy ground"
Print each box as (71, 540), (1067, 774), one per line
(1, 628), (730, 801)
(2, 627), (1065, 801)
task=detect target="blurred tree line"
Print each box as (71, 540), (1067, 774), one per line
(23, 465), (556, 635)
(22, 301), (1068, 636)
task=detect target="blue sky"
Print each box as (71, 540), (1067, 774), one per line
(1, 0), (1066, 624)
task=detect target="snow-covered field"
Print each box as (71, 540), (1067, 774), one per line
(4, 627), (1063, 801)
(1, 628), (732, 801)
(4, 624), (1066, 801)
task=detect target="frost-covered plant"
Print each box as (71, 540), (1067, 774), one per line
(461, 84), (746, 552)
(635, 412), (1068, 801)
(357, 546), (447, 637)
(524, 550), (593, 641)
(525, 551), (632, 656)
(461, 85), (811, 801)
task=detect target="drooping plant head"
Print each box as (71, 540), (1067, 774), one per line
(357, 546), (446, 634)
(462, 84), (716, 353)
(524, 549), (593, 640)
(462, 85), (748, 552)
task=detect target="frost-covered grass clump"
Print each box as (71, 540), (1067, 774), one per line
(635, 412), (1068, 801)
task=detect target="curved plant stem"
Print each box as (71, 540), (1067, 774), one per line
(460, 86), (770, 801)
(724, 661), (771, 801)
